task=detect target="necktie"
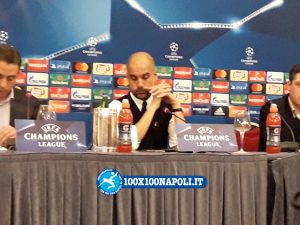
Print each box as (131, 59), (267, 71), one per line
(141, 101), (147, 115)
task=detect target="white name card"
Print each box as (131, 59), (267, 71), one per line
(175, 123), (238, 153)
(15, 119), (86, 152)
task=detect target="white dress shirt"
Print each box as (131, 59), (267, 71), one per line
(109, 92), (177, 150)
(0, 90), (13, 129)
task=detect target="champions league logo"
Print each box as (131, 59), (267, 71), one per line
(165, 41), (183, 62)
(241, 46), (258, 66)
(0, 30), (9, 43)
(82, 36), (103, 57)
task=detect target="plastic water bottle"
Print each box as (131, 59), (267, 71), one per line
(266, 103), (281, 153)
(117, 99), (133, 153)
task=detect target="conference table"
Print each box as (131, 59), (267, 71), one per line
(0, 151), (298, 225)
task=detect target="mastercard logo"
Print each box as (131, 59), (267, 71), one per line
(251, 83), (263, 92)
(116, 77), (129, 86)
(215, 70), (227, 78)
(74, 62), (89, 72)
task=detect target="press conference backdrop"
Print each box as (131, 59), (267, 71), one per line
(1, 0), (300, 119)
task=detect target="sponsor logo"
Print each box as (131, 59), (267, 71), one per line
(181, 104), (192, 116)
(27, 73), (49, 86)
(266, 95), (281, 101)
(72, 62), (91, 73)
(192, 93), (210, 104)
(211, 93), (229, 106)
(71, 88), (92, 100)
(93, 76), (113, 87)
(49, 74), (70, 86)
(92, 88), (113, 101)
(211, 81), (229, 93)
(229, 106), (248, 118)
(248, 107), (261, 118)
(248, 95), (266, 106)
(156, 66), (173, 78)
(173, 92), (192, 104)
(230, 82), (248, 93)
(26, 86), (48, 99)
(193, 68), (212, 80)
(211, 106), (229, 116)
(16, 71), (26, 85)
(266, 84), (283, 95)
(266, 72), (284, 83)
(48, 100), (70, 113)
(49, 60), (71, 73)
(114, 64), (127, 76)
(193, 80), (211, 92)
(249, 83), (265, 94)
(248, 71), (266, 82)
(155, 79), (173, 86)
(241, 46), (258, 66)
(49, 87), (70, 99)
(173, 67), (192, 79)
(71, 74), (92, 87)
(27, 59), (49, 72)
(192, 106), (210, 116)
(230, 70), (248, 81)
(230, 94), (247, 105)
(213, 69), (228, 80)
(173, 79), (192, 92)
(284, 72), (289, 83)
(114, 77), (129, 88)
(93, 63), (113, 75)
(71, 101), (91, 112)
(113, 89), (129, 99)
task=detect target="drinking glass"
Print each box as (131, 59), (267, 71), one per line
(36, 105), (57, 121)
(234, 110), (252, 153)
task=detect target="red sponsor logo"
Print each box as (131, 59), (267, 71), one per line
(173, 67), (192, 79)
(27, 59), (49, 72)
(73, 62), (90, 73)
(211, 81), (229, 93)
(192, 93), (210, 104)
(71, 74), (92, 87)
(113, 89), (129, 99)
(229, 106), (248, 118)
(248, 95), (266, 106)
(115, 77), (129, 87)
(49, 100), (70, 113)
(248, 71), (266, 82)
(49, 87), (70, 99)
(214, 69), (228, 79)
(181, 104), (192, 116)
(114, 64), (127, 76)
(16, 71), (26, 84)
(155, 79), (173, 86)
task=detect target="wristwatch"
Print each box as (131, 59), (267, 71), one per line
(170, 108), (183, 112)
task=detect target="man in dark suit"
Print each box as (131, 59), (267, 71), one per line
(0, 44), (40, 146)
(259, 63), (300, 151)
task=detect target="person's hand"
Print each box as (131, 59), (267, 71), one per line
(0, 125), (16, 146)
(149, 83), (181, 108)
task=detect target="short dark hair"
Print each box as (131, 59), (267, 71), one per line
(0, 44), (22, 68)
(289, 63), (300, 81)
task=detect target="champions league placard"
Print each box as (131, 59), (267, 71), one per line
(15, 120), (86, 152)
(175, 124), (238, 153)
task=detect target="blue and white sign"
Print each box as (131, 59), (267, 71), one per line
(96, 168), (122, 195)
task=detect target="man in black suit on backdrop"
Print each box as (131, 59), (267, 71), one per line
(0, 44), (40, 146)
(259, 63), (300, 151)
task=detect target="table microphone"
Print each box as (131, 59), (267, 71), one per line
(279, 113), (300, 152)
(163, 107), (186, 122)
(26, 91), (32, 119)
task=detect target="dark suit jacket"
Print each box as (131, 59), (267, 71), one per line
(9, 88), (41, 127)
(259, 94), (300, 151)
